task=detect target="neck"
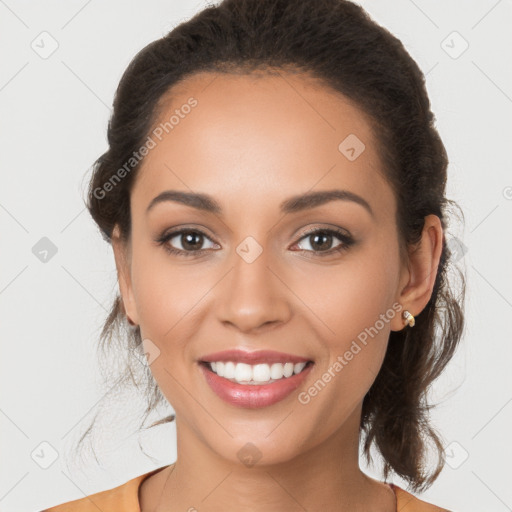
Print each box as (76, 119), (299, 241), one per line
(140, 404), (396, 511)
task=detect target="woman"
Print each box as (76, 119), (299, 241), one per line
(43, 0), (464, 510)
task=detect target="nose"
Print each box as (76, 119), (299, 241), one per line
(216, 246), (292, 334)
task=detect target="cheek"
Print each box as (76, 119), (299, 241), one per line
(129, 244), (201, 349)
(294, 261), (398, 427)
(129, 248), (204, 409)
(304, 253), (397, 340)
(302, 242), (399, 384)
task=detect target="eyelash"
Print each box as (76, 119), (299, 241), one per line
(154, 226), (355, 258)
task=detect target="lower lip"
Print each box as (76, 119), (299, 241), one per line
(199, 362), (314, 409)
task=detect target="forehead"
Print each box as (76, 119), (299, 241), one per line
(132, 70), (395, 222)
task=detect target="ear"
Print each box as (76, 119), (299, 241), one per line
(391, 214), (444, 331)
(111, 224), (139, 326)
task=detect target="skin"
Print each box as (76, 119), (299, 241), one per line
(111, 70), (443, 511)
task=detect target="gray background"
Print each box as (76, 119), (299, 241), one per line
(1, 1), (511, 511)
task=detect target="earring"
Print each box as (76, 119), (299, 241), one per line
(402, 310), (415, 327)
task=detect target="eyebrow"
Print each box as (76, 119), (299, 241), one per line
(146, 189), (374, 218)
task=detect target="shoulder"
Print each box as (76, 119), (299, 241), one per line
(40, 467), (167, 512)
(391, 483), (452, 512)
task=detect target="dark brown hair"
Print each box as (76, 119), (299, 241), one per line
(80, 0), (465, 492)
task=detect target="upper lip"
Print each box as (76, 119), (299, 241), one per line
(199, 349), (312, 365)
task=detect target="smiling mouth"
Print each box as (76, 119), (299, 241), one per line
(198, 360), (314, 386)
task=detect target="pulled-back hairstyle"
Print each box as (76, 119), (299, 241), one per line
(80, 0), (465, 492)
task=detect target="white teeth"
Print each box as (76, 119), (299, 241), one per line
(234, 362), (252, 382)
(294, 362), (307, 374)
(207, 360), (309, 384)
(254, 363), (271, 381)
(283, 362), (294, 378)
(224, 361), (236, 379)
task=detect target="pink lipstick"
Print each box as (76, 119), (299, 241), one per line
(198, 349), (314, 409)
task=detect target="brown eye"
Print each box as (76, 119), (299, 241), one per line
(301, 231), (337, 251)
(156, 228), (218, 257)
(177, 231), (205, 251)
(293, 228), (355, 256)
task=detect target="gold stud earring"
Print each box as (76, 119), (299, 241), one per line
(402, 310), (415, 327)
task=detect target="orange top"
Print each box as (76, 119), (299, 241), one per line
(41, 465), (450, 511)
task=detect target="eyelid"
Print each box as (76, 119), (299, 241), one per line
(155, 226), (219, 251)
(291, 225), (353, 251)
(155, 223), (355, 258)
(156, 224), (217, 242)
(295, 224), (349, 239)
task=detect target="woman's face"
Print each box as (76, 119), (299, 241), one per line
(114, 71), (411, 466)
